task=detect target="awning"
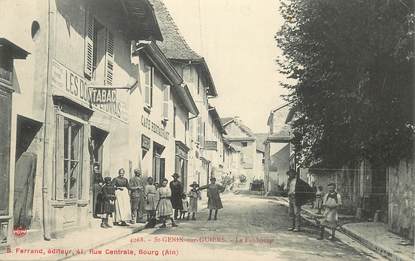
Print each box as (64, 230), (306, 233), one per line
(0, 38), (30, 59)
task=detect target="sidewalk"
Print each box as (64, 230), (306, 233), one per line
(0, 220), (146, 261)
(273, 196), (414, 261)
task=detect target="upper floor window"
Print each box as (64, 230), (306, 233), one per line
(143, 64), (154, 109)
(197, 72), (201, 95)
(84, 13), (114, 86)
(242, 141), (248, 147)
(173, 106), (177, 138)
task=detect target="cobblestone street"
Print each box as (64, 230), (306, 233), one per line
(67, 194), (382, 261)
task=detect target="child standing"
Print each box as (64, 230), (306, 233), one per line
(180, 194), (189, 220)
(187, 182), (201, 220)
(199, 177), (225, 221)
(144, 177), (158, 224)
(319, 183), (342, 240)
(100, 177), (116, 228)
(157, 178), (178, 228)
(315, 185), (324, 214)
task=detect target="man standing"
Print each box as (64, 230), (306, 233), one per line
(169, 173), (183, 220)
(129, 169), (145, 223)
(286, 169), (314, 232)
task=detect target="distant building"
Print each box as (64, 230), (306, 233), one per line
(221, 117), (264, 184)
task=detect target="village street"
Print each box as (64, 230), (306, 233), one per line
(67, 194), (382, 261)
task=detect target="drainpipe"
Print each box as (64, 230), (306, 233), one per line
(41, 0), (53, 241)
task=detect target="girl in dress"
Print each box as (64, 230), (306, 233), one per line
(144, 177), (158, 224)
(319, 183), (342, 240)
(157, 178), (178, 228)
(100, 177), (116, 228)
(187, 182), (201, 220)
(180, 194), (189, 220)
(199, 177), (225, 221)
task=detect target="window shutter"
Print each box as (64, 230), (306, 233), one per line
(144, 65), (150, 106)
(150, 66), (154, 107)
(84, 12), (94, 78)
(162, 84), (170, 120)
(105, 29), (114, 86)
(55, 114), (65, 200)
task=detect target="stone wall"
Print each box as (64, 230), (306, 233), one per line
(388, 159), (414, 240)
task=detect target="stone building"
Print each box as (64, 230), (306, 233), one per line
(221, 117), (264, 187)
(0, 0), (162, 246)
(149, 0), (220, 193)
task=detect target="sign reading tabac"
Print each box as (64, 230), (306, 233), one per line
(89, 88), (117, 104)
(51, 60), (127, 122)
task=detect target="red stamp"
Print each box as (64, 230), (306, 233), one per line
(13, 227), (27, 238)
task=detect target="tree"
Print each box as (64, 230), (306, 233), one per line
(277, 0), (414, 168)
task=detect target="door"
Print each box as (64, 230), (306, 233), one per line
(0, 89), (12, 217)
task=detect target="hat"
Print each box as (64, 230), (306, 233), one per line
(190, 181), (199, 188)
(172, 173), (180, 178)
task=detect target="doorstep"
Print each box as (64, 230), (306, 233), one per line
(0, 219), (146, 261)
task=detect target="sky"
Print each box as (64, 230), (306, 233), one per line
(163, 0), (288, 133)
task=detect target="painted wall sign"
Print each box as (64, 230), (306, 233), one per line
(204, 140), (218, 151)
(89, 88), (117, 104)
(51, 60), (127, 122)
(141, 115), (169, 140)
(141, 134), (151, 151)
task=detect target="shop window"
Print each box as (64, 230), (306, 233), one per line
(63, 118), (83, 199)
(144, 64), (154, 109)
(55, 115), (84, 200)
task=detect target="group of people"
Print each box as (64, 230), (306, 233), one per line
(92, 164), (225, 229)
(286, 169), (342, 240)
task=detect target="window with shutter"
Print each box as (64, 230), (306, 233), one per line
(162, 84), (170, 120)
(105, 29), (114, 86)
(144, 65), (154, 109)
(84, 12), (95, 78)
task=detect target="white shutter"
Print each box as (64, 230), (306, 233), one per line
(197, 117), (202, 145)
(144, 65), (150, 106)
(150, 67), (154, 107)
(84, 12), (94, 78)
(162, 84), (170, 120)
(105, 29), (114, 86)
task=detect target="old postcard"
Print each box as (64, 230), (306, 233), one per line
(0, 0), (413, 260)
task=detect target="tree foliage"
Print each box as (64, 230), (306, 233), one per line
(276, 0), (414, 168)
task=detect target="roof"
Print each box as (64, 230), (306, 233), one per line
(0, 38), (30, 59)
(87, 0), (163, 41)
(208, 105), (227, 135)
(266, 125), (292, 143)
(134, 41), (198, 115)
(267, 103), (290, 126)
(254, 133), (268, 152)
(148, 0), (217, 97)
(220, 117), (234, 127)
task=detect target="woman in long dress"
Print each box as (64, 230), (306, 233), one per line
(199, 177), (225, 220)
(157, 178), (178, 228)
(319, 183), (342, 240)
(112, 168), (131, 226)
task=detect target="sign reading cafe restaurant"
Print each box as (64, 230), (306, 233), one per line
(51, 60), (126, 121)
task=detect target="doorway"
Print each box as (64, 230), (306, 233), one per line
(152, 142), (165, 183)
(13, 115), (42, 229)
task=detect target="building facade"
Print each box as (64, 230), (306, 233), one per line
(0, 0), (162, 246)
